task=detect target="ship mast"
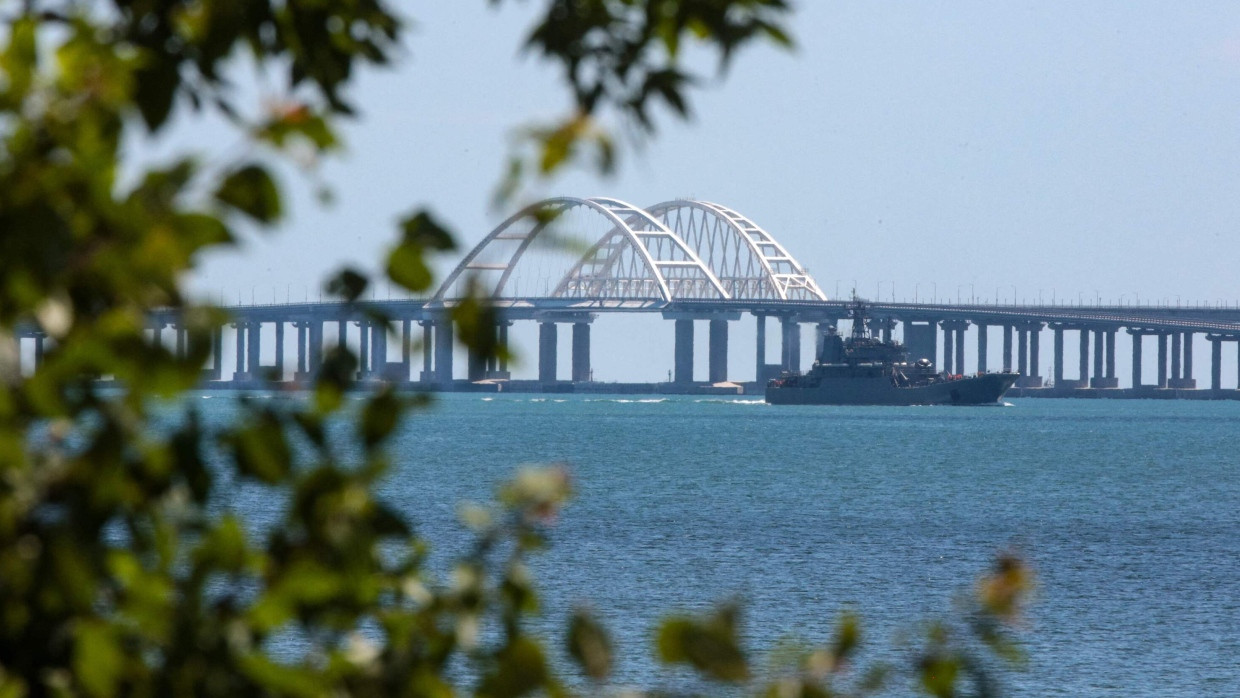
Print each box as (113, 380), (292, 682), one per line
(849, 292), (871, 342)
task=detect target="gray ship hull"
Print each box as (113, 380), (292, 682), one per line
(765, 372), (1018, 406)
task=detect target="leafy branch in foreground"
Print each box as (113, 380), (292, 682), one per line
(1, 2), (1033, 697)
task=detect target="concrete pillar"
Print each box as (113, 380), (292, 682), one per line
(420, 323), (434, 381)
(433, 320), (453, 384)
(674, 319), (694, 383)
(358, 321), (370, 376)
(246, 321), (260, 376)
(942, 326), (954, 374)
(976, 325), (988, 373)
(538, 322), (557, 382)
(1211, 339), (1222, 390)
(1184, 333), (1194, 380)
(955, 328), (965, 376)
(1131, 333), (1143, 388)
(755, 315), (767, 381)
(233, 323), (246, 379)
(883, 324), (893, 343)
(1030, 328), (1041, 382)
(294, 322), (306, 377)
(34, 334), (45, 370)
(1157, 334), (1168, 388)
(708, 319), (728, 383)
(153, 323), (164, 350)
(781, 317), (801, 372)
(1170, 333), (1182, 381)
(1078, 329), (1089, 382)
(401, 319), (412, 375)
(1003, 325), (1013, 372)
(571, 322), (591, 382)
(903, 321), (937, 370)
(1106, 331), (1116, 379)
(371, 322), (387, 379)
(338, 319), (347, 350)
(309, 321), (323, 374)
(274, 322), (285, 379)
(498, 323), (510, 374)
(1093, 330), (1104, 381)
(175, 325), (186, 359)
(1017, 329), (1028, 376)
(1053, 327), (1064, 385)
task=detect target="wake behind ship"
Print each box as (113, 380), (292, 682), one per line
(765, 299), (1017, 406)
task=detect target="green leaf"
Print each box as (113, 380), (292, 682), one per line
(326, 268), (369, 302)
(568, 608), (613, 681)
(215, 164), (282, 224)
(74, 620), (123, 698)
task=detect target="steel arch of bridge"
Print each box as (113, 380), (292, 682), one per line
(645, 199), (827, 301)
(432, 196), (823, 303)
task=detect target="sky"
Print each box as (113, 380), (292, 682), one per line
(179, 1), (1240, 384)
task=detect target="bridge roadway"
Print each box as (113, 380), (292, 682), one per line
(35, 297), (1232, 396)
(16, 195), (1240, 396)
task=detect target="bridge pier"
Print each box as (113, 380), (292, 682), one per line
(1091, 329), (1119, 388)
(1157, 333), (1168, 388)
(293, 322), (305, 380)
(538, 322), (558, 382)
(433, 319), (454, 384)
(1014, 323), (1043, 387)
(976, 324), (988, 373)
(940, 320), (967, 374)
(942, 324), (953, 374)
(1003, 325), (1013, 372)
(1169, 332), (1196, 388)
(571, 321), (591, 382)
(211, 326), (223, 380)
(1053, 326), (1064, 385)
(1078, 328), (1089, 386)
(674, 319), (694, 383)
(755, 314), (768, 382)
(902, 320), (937, 369)
(1210, 336), (1223, 390)
(780, 316), (801, 373)
(708, 318), (729, 383)
(1129, 330), (1145, 388)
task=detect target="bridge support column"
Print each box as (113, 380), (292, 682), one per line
(1002, 325), (1013, 372)
(274, 322), (285, 380)
(371, 322), (388, 380)
(232, 323), (247, 381)
(1130, 331), (1144, 389)
(433, 319), (453, 384)
(467, 331), (487, 382)
(1157, 333), (1168, 388)
(1053, 326), (1064, 386)
(1170, 332), (1182, 386)
(674, 319), (694, 383)
(1171, 333), (1196, 389)
(1092, 329), (1104, 383)
(309, 321), (323, 378)
(942, 325), (954, 374)
(903, 321), (937, 370)
(357, 320), (370, 378)
(538, 322), (558, 382)
(247, 321), (261, 378)
(708, 319), (728, 383)
(1029, 326), (1042, 387)
(1106, 331), (1116, 382)
(498, 323), (511, 377)
(401, 319), (413, 381)
(293, 322), (306, 380)
(338, 319), (347, 350)
(955, 327), (965, 375)
(1210, 337), (1222, 391)
(1078, 329), (1089, 384)
(571, 322), (591, 382)
(1017, 329), (1028, 378)
(419, 322), (434, 382)
(976, 324), (988, 373)
(175, 325), (186, 359)
(780, 317), (801, 372)
(755, 315), (767, 382)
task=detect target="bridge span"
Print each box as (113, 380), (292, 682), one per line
(18, 197), (1240, 396)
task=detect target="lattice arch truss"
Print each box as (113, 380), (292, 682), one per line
(645, 200), (826, 301)
(432, 197), (823, 303)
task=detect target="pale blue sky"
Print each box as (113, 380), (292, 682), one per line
(184, 2), (1240, 384)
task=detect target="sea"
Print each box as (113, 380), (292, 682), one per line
(206, 393), (1240, 695)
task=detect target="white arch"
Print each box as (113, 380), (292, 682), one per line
(432, 197), (727, 303)
(645, 199), (827, 301)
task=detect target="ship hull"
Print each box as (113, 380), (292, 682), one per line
(765, 372), (1018, 406)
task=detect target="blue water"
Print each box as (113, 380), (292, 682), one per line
(213, 394), (1240, 694)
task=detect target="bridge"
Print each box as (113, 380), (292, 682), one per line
(19, 197), (1240, 395)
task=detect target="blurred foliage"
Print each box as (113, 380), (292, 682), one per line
(0, 2), (1033, 697)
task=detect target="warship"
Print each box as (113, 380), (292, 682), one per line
(765, 298), (1018, 406)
